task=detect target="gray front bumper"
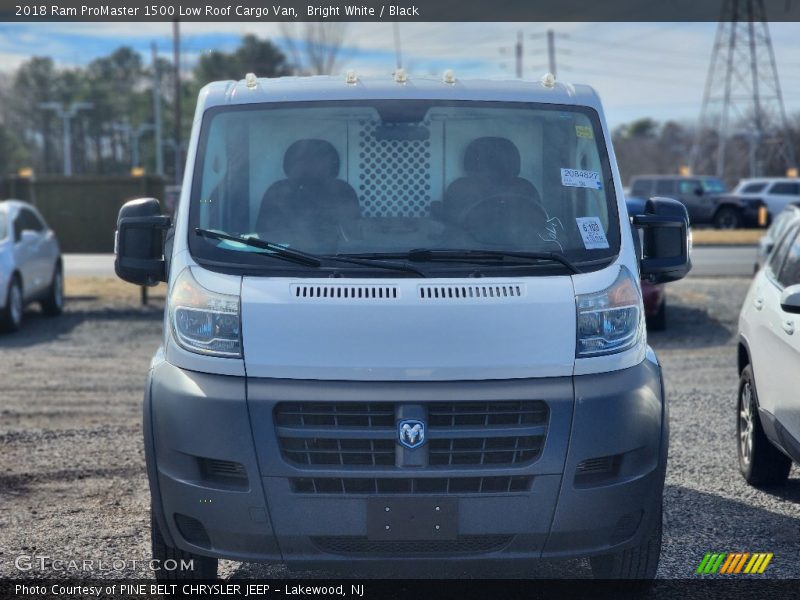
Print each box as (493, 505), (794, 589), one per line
(144, 356), (667, 565)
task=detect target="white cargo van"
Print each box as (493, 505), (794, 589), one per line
(115, 73), (691, 580)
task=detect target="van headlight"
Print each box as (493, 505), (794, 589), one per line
(576, 266), (643, 358)
(169, 268), (241, 358)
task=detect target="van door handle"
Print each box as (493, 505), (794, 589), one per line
(783, 320), (795, 335)
(753, 298), (764, 310)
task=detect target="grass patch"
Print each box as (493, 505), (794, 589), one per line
(692, 229), (762, 246)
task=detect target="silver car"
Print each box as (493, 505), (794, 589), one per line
(0, 200), (63, 332)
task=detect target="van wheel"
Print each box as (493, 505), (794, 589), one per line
(0, 276), (23, 333)
(714, 207), (741, 229)
(589, 505), (662, 580)
(40, 262), (64, 316)
(151, 511), (218, 580)
(737, 365), (791, 486)
(647, 299), (667, 331)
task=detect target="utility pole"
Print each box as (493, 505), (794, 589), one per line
(515, 30), (523, 78)
(529, 29), (569, 77)
(39, 102), (93, 176)
(392, 22), (403, 69)
(547, 29), (557, 77)
(690, 0), (795, 179)
(151, 42), (164, 176)
(173, 19), (182, 185)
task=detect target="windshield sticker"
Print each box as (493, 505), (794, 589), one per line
(539, 215), (565, 252)
(576, 217), (610, 250)
(561, 168), (602, 190)
(575, 125), (594, 139)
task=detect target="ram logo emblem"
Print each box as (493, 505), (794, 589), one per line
(398, 419), (425, 449)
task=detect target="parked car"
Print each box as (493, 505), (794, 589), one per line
(629, 174), (764, 229)
(733, 177), (800, 222)
(737, 219), (800, 485)
(753, 205), (800, 273)
(0, 200), (63, 332)
(115, 74), (691, 580)
(626, 197), (667, 329)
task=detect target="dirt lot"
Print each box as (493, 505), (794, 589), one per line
(1, 276), (799, 579)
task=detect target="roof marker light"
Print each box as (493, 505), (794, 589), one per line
(540, 72), (556, 88)
(442, 69), (456, 85)
(345, 70), (358, 85)
(245, 73), (258, 89)
(393, 68), (408, 84)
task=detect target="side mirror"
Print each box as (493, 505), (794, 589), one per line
(632, 197), (692, 284)
(114, 198), (171, 286)
(20, 230), (38, 243)
(780, 284), (800, 314)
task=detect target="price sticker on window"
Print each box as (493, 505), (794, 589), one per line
(575, 217), (609, 250)
(561, 168), (602, 190)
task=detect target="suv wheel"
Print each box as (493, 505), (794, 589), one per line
(151, 511), (218, 580)
(589, 504), (662, 580)
(41, 262), (64, 316)
(0, 276), (23, 332)
(737, 365), (791, 486)
(713, 207), (741, 229)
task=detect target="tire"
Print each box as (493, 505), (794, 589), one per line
(647, 299), (667, 331)
(0, 275), (23, 333)
(713, 207), (742, 229)
(737, 365), (791, 486)
(40, 262), (64, 316)
(589, 505), (662, 580)
(151, 511), (218, 580)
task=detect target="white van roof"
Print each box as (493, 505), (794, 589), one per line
(196, 75), (604, 113)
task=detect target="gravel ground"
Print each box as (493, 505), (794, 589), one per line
(1, 276), (799, 580)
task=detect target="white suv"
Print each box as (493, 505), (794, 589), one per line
(737, 221), (800, 484)
(733, 178), (800, 221)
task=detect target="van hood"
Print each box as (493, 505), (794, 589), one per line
(240, 277), (577, 381)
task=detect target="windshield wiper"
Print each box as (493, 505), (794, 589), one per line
(196, 228), (322, 266)
(344, 249), (582, 274)
(195, 229), (426, 276)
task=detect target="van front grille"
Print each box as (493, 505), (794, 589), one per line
(312, 535), (514, 556)
(290, 476), (533, 495)
(274, 401), (548, 473)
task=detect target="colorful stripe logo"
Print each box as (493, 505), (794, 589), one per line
(696, 552), (773, 574)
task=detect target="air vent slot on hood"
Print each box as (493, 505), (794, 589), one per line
(418, 283), (524, 300)
(292, 284), (399, 300)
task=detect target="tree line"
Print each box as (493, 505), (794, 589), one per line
(612, 117), (800, 188)
(0, 29), (346, 180)
(1, 32), (798, 189)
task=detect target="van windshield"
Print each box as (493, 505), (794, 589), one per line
(189, 100), (620, 274)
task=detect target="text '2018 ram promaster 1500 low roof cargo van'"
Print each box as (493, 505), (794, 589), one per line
(114, 71), (691, 580)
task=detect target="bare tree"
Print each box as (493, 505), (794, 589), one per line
(280, 23), (350, 75)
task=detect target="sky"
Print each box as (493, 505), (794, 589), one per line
(2, 21), (800, 127)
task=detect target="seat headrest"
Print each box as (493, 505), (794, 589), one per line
(463, 137), (521, 178)
(283, 139), (340, 180)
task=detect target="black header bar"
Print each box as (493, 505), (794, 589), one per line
(3, 0), (800, 22)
